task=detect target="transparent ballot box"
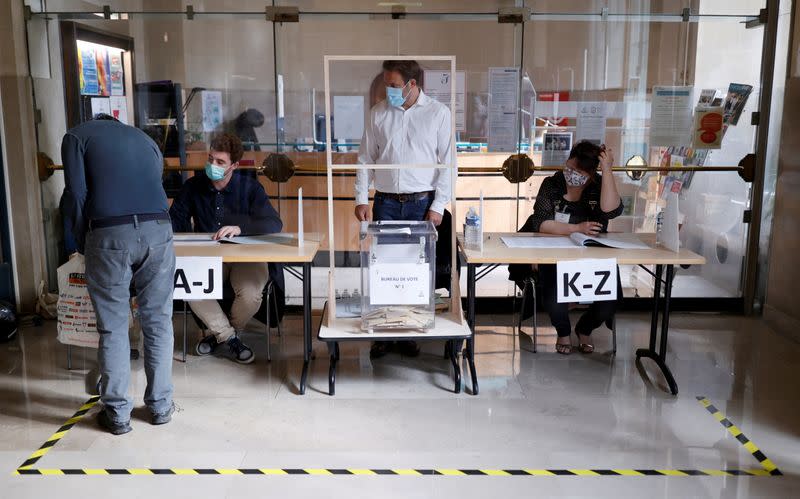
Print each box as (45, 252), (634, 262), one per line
(360, 221), (437, 332)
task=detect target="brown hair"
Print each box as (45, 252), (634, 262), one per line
(382, 60), (423, 86)
(209, 132), (244, 164)
(568, 140), (603, 174)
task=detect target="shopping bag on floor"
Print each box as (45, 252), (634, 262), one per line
(57, 254), (99, 348)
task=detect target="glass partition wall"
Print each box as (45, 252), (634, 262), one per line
(27, 0), (769, 307)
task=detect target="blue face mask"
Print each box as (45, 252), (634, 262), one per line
(386, 82), (410, 108)
(205, 162), (227, 181)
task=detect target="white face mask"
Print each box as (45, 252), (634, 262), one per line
(564, 167), (589, 187)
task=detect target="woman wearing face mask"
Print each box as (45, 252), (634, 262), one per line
(515, 140), (624, 355)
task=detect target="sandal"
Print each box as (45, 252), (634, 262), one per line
(555, 343), (572, 355)
(578, 343), (595, 354)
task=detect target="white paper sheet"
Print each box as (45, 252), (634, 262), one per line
(650, 86), (693, 147)
(369, 263), (430, 305)
(487, 67), (520, 152)
(202, 90), (223, 132)
(109, 96), (129, 125)
(423, 70), (465, 131)
(501, 236), (576, 249)
(90, 97), (111, 118)
(576, 102), (607, 145)
(333, 95), (364, 140)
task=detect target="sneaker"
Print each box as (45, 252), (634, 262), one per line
(151, 403), (175, 425)
(97, 409), (132, 435)
(196, 334), (219, 356)
(226, 336), (254, 364)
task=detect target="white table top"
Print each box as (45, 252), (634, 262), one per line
(318, 305), (471, 340)
(459, 232), (706, 266)
(174, 233), (322, 263)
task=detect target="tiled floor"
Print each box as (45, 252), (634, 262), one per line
(1, 311), (798, 498)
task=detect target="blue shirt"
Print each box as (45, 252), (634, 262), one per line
(61, 120), (169, 252)
(169, 172), (282, 235)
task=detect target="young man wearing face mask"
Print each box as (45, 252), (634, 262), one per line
(354, 59), (454, 359)
(516, 140), (624, 355)
(170, 133), (283, 364)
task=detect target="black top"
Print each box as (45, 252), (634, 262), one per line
(169, 172), (283, 235)
(520, 171), (624, 233)
(61, 120), (169, 252)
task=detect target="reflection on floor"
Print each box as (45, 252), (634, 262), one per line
(1, 312), (799, 498)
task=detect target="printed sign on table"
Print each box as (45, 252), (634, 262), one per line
(369, 263), (430, 306)
(174, 257), (223, 300)
(556, 258), (618, 303)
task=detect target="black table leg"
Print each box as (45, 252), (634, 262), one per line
(182, 300), (188, 363)
(300, 262), (312, 395)
(328, 342), (339, 396)
(448, 340), (462, 394)
(636, 264), (678, 395)
(466, 263), (479, 395)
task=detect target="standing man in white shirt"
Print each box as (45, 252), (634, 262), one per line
(354, 60), (454, 359)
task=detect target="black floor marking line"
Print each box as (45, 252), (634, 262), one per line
(696, 396), (782, 476)
(12, 396), (780, 477)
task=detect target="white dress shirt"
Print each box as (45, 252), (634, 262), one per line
(355, 90), (454, 214)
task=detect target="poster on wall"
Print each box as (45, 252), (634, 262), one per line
(487, 67), (520, 152)
(423, 70), (466, 132)
(576, 102), (607, 145)
(109, 96), (129, 125)
(542, 131), (572, 166)
(202, 90), (223, 132)
(109, 51), (124, 96)
(650, 86), (693, 147)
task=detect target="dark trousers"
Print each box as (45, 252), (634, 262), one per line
(372, 192), (433, 222)
(538, 264), (622, 338)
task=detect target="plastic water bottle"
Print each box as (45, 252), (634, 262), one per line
(464, 207), (481, 250)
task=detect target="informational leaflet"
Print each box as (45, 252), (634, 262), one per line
(650, 86), (693, 147)
(201, 90), (223, 132)
(109, 51), (124, 96)
(692, 106), (724, 149)
(423, 70), (466, 132)
(369, 263), (430, 306)
(542, 131), (572, 166)
(576, 101), (607, 145)
(722, 83), (753, 125)
(487, 67), (520, 152)
(109, 96), (129, 125)
(332, 95), (365, 141)
(80, 48), (99, 95)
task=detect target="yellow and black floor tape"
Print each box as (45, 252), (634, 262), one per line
(696, 396), (781, 476)
(16, 395), (100, 471)
(12, 396), (781, 477)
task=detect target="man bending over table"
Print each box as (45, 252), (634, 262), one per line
(170, 133), (283, 364)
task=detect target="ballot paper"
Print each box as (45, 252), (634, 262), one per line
(362, 306), (434, 331)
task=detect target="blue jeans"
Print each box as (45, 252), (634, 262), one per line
(85, 219), (176, 422)
(372, 192), (434, 222)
